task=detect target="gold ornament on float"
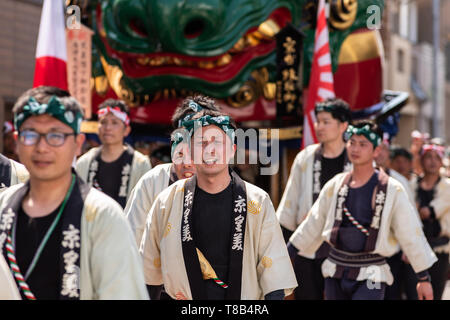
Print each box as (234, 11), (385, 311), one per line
(329, 0), (358, 30)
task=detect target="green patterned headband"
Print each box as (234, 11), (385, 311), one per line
(346, 124), (381, 147)
(177, 100), (205, 127)
(171, 130), (190, 158)
(181, 115), (235, 143)
(14, 96), (83, 134)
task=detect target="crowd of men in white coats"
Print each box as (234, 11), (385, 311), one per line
(0, 86), (448, 300)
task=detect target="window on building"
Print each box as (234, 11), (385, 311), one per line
(446, 42), (450, 82)
(397, 49), (405, 73)
(391, 9), (400, 34)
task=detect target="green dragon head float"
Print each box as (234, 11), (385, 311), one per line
(70, 0), (385, 125)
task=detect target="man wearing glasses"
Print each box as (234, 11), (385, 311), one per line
(0, 86), (148, 300)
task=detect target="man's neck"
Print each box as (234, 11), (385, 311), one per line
(24, 173), (73, 218)
(421, 172), (440, 189)
(197, 169), (231, 194)
(101, 143), (125, 162)
(350, 162), (375, 188)
(322, 139), (346, 158)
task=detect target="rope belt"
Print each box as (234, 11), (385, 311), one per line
(328, 247), (386, 268)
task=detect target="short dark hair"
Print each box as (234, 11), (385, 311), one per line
(314, 98), (352, 123)
(13, 86), (84, 118)
(351, 120), (383, 139)
(171, 95), (221, 128)
(390, 146), (413, 161)
(150, 145), (171, 163)
(98, 99), (129, 115)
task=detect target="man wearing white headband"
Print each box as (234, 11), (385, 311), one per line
(403, 143), (450, 300)
(76, 99), (151, 208)
(288, 121), (436, 300)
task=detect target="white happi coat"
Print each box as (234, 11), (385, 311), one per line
(0, 254), (20, 300)
(276, 144), (320, 232)
(410, 176), (450, 254)
(289, 172), (437, 285)
(76, 146), (151, 201)
(125, 163), (173, 246)
(9, 160), (29, 186)
(0, 158), (29, 193)
(389, 169), (415, 205)
(0, 183), (149, 300)
(140, 179), (298, 300)
(276, 144), (351, 259)
(277, 144), (352, 231)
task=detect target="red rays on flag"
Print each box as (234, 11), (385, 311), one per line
(302, 0), (335, 148)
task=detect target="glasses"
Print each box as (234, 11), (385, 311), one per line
(19, 130), (76, 147)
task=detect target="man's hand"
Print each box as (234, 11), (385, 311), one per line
(419, 207), (431, 220)
(401, 253), (410, 264)
(175, 292), (188, 300)
(417, 281), (433, 300)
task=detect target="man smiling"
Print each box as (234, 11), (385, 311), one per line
(0, 86), (148, 300)
(140, 108), (297, 300)
(125, 96), (218, 248)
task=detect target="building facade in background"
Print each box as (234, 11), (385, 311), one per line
(382, 0), (449, 147)
(0, 0), (42, 151)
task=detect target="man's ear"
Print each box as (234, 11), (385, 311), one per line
(76, 133), (86, 157)
(373, 144), (382, 158)
(227, 143), (237, 164)
(124, 125), (131, 137)
(340, 121), (349, 135)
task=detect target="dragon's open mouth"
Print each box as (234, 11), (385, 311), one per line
(98, 7), (291, 83)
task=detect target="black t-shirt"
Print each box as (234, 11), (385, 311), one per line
(417, 181), (442, 241)
(337, 172), (378, 253)
(15, 205), (62, 300)
(192, 182), (233, 300)
(320, 149), (346, 189)
(0, 153), (12, 188)
(96, 152), (127, 204)
(417, 186), (434, 209)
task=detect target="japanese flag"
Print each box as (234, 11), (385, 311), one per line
(33, 0), (68, 90)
